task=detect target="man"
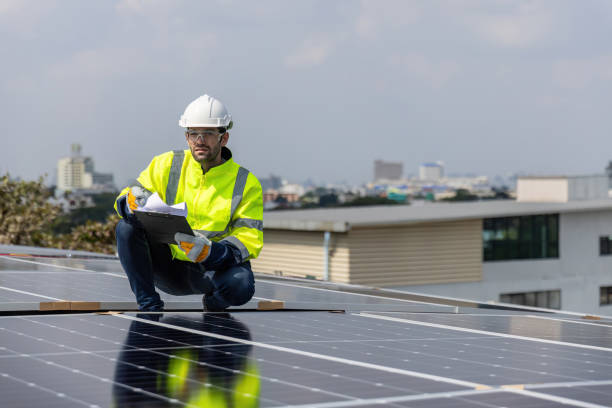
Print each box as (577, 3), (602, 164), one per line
(114, 94), (263, 311)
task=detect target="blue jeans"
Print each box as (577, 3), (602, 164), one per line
(116, 219), (255, 311)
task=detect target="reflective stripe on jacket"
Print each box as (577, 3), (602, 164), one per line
(115, 147), (263, 263)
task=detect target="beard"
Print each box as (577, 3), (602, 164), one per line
(191, 142), (221, 163)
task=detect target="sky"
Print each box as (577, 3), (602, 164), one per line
(1, 0), (612, 188)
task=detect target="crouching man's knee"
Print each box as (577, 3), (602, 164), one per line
(115, 218), (135, 245)
(115, 218), (149, 262)
(220, 266), (255, 306)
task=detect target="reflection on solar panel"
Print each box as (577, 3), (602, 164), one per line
(1, 247), (612, 407)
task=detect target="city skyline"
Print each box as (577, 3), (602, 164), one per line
(1, 1), (612, 188)
(33, 141), (611, 190)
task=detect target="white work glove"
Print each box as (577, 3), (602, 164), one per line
(174, 232), (212, 263)
(126, 186), (152, 213)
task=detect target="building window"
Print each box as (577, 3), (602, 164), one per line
(599, 236), (612, 255)
(500, 290), (561, 310)
(600, 286), (612, 305)
(483, 214), (559, 261)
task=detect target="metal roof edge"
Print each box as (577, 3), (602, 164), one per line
(264, 219), (350, 232)
(350, 202), (612, 228)
(262, 200), (612, 232)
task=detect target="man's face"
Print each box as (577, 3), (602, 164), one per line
(185, 127), (228, 163)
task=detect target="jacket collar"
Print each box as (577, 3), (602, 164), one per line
(220, 146), (232, 160)
(195, 147), (234, 175)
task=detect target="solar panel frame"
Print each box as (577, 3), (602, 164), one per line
(1, 247), (612, 407)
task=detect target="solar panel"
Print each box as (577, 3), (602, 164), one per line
(1, 247), (611, 407)
(0, 255), (452, 313)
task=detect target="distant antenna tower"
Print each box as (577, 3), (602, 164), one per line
(71, 143), (82, 157)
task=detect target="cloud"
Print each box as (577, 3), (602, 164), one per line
(458, 1), (556, 47)
(284, 0), (422, 69)
(389, 53), (460, 88)
(48, 48), (152, 80)
(284, 34), (338, 69)
(0, 0), (23, 14)
(115, 0), (172, 15)
(354, 0), (421, 39)
(0, 0), (58, 36)
(552, 56), (612, 89)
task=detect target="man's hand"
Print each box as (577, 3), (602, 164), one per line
(174, 232), (212, 263)
(127, 186), (152, 213)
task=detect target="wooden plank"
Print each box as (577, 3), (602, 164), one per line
(70, 301), (101, 311)
(39, 301), (101, 311)
(257, 300), (285, 311)
(39, 301), (70, 311)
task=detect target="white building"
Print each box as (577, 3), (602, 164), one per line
(517, 175), (608, 202)
(419, 162), (444, 181)
(56, 144), (115, 192)
(57, 144), (93, 191)
(278, 182), (305, 197)
(256, 198), (612, 315)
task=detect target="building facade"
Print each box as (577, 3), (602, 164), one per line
(254, 200), (612, 315)
(57, 156), (93, 191)
(56, 144), (115, 192)
(374, 160), (403, 181)
(517, 175), (608, 202)
(419, 162), (444, 181)
(403, 209), (612, 314)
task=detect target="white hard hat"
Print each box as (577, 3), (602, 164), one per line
(178, 94), (233, 129)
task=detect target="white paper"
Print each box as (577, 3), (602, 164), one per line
(135, 192), (188, 217)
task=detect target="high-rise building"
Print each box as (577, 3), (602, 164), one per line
(57, 144), (93, 191)
(374, 160), (403, 181)
(56, 144), (114, 192)
(419, 162), (444, 181)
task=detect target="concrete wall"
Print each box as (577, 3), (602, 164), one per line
(568, 176), (608, 201)
(517, 176), (608, 202)
(394, 210), (612, 315)
(516, 178), (568, 202)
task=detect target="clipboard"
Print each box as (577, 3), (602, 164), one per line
(134, 211), (195, 244)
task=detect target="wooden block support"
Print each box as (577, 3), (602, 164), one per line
(70, 301), (101, 311)
(39, 301), (101, 311)
(582, 315), (601, 320)
(502, 384), (525, 390)
(39, 301), (70, 311)
(257, 300), (285, 311)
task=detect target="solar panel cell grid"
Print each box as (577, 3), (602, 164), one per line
(534, 385), (612, 407)
(369, 312), (612, 348)
(1, 251), (612, 407)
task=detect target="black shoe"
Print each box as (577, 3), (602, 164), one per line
(202, 295), (227, 312)
(136, 313), (163, 322)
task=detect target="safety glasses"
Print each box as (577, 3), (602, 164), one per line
(186, 128), (226, 143)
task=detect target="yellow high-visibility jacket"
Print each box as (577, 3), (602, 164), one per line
(115, 147), (263, 263)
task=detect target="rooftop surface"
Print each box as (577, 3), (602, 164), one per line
(1, 246), (612, 407)
(264, 199), (612, 231)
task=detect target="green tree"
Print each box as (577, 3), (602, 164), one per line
(0, 173), (120, 254)
(319, 193), (338, 207)
(54, 214), (120, 255)
(442, 188), (479, 202)
(341, 196), (401, 206)
(52, 192), (118, 234)
(0, 174), (61, 246)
